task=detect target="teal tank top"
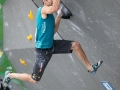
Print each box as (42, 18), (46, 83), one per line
(35, 7), (55, 49)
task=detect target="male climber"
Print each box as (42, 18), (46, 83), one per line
(3, 0), (103, 88)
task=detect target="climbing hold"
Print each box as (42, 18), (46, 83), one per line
(56, 1), (73, 19)
(7, 66), (12, 70)
(28, 10), (34, 20)
(0, 50), (3, 58)
(27, 34), (33, 40)
(20, 59), (27, 66)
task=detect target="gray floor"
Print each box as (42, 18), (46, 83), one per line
(3, 0), (120, 90)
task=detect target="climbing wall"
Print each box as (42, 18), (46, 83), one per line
(3, 0), (120, 90)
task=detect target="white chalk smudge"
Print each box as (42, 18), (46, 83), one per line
(91, 39), (96, 49)
(78, 78), (86, 87)
(72, 71), (79, 76)
(4, 22), (9, 27)
(68, 54), (76, 66)
(88, 17), (93, 23)
(26, 59), (34, 65)
(9, 52), (13, 57)
(4, 48), (9, 51)
(86, 26), (93, 31)
(79, 9), (86, 22)
(68, 21), (84, 36)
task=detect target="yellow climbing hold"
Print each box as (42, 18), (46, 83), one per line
(0, 50), (3, 58)
(27, 34), (33, 40)
(28, 10), (34, 20)
(20, 59), (27, 66)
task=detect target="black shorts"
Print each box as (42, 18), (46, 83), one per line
(31, 40), (73, 81)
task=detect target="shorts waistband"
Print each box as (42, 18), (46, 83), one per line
(35, 47), (53, 51)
